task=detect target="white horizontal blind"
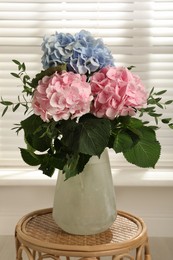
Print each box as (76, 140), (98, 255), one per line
(0, 0), (173, 168)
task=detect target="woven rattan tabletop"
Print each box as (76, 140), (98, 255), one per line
(16, 208), (147, 255)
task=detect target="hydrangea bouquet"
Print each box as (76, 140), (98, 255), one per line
(1, 30), (173, 179)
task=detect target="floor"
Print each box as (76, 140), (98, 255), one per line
(0, 236), (173, 260)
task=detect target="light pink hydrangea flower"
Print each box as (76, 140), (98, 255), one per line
(90, 67), (148, 119)
(32, 71), (93, 122)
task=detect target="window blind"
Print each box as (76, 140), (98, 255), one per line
(0, 0), (173, 168)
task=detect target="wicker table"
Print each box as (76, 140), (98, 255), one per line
(15, 208), (151, 260)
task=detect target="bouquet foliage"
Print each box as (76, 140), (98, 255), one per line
(1, 30), (173, 179)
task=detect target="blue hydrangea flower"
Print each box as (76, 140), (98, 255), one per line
(41, 32), (75, 69)
(41, 30), (115, 74)
(69, 30), (115, 74)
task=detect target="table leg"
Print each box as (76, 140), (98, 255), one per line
(136, 239), (152, 260)
(144, 240), (152, 260)
(15, 230), (22, 260)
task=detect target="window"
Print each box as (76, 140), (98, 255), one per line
(0, 0), (173, 168)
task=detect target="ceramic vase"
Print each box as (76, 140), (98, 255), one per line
(52, 149), (117, 235)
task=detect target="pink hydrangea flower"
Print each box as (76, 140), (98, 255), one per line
(32, 71), (93, 122)
(90, 67), (148, 119)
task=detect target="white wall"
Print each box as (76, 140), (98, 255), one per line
(0, 168), (173, 236)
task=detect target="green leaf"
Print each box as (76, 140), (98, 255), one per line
(123, 127), (161, 168)
(155, 90), (167, 95)
(20, 150), (56, 177)
(2, 106), (8, 116)
(140, 106), (155, 113)
(63, 153), (80, 179)
(38, 154), (56, 177)
(127, 117), (143, 129)
(165, 100), (173, 105)
(50, 153), (67, 170)
(147, 97), (159, 105)
(11, 72), (20, 78)
(148, 125), (159, 130)
(155, 97), (162, 103)
(23, 75), (30, 84)
(117, 115), (131, 125)
(21, 114), (52, 152)
(143, 121), (150, 125)
(62, 153), (91, 180)
(113, 131), (134, 153)
(1, 100), (13, 106)
(78, 117), (111, 156)
(77, 153), (91, 174)
(156, 103), (164, 109)
(168, 123), (173, 129)
(162, 118), (172, 124)
(23, 85), (33, 95)
(149, 87), (154, 95)
(60, 119), (80, 152)
(39, 163), (55, 177)
(148, 112), (162, 117)
(20, 148), (41, 166)
(12, 59), (21, 65)
(21, 62), (26, 71)
(12, 124), (23, 134)
(60, 115), (111, 157)
(127, 65), (135, 70)
(12, 103), (20, 112)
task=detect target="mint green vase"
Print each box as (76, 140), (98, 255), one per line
(52, 149), (117, 235)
